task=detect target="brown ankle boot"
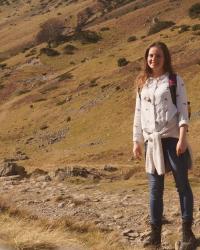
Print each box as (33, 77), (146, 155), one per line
(144, 224), (162, 248)
(182, 221), (196, 248)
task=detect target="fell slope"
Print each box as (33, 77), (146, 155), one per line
(0, 0), (199, 172)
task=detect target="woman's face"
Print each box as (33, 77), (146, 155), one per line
(147, 46), (165, 74)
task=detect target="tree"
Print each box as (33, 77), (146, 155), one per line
(36, 18), (65, 47)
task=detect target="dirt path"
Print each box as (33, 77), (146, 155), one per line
(0, 171), (200, 249)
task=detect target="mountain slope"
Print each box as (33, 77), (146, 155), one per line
(0, 0), (199, 172)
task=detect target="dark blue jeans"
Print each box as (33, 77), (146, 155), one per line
(147, 138), (193, 225)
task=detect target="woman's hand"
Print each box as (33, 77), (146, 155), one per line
(176, 138), (187, 156)
(176, 125), (188, 156)
(133, 142), (142, 160)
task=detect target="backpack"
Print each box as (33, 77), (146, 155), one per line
(138, 73), (191, 119)
(168, 73), (177, 107)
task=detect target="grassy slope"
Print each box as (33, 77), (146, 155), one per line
(0, 0), (199, 172)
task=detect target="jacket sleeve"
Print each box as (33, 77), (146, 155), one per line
(133, 92), (143, 143)
(176, 75), (189, 127)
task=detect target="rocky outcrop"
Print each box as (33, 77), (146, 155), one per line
(0, 159), (27, 177)
(77, 2), (104, 30)
(0, 163), (200, 249)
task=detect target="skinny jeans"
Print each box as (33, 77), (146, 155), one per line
(146, 137), (193, 225)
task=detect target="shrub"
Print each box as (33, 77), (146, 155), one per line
(74, 30), (101, 44)
(89, 82), (98, 87)
(100, 27), (110, 31)
(192, 24), (200, 31)
(63, 44), (78, 54)
(57, 72), (73, 81)
(56, 100), (66, 105)
(188, 3), (200, 19)
(178, 25), (190, 33)
(0, 63), (7, 69)
(40, 48), (60, 56)
(148, 20), (175, 35)
(36, 18), (65, 46)
(117, 57), (129, 67)
(127, 36), (137, 42)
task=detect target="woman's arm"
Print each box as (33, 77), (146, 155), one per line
(133, 92), (143, 159)
(176, 76), (189, 156)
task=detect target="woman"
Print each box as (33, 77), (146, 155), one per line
(133, 42), (196, 248)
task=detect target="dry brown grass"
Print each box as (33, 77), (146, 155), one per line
(0, 0), (199, 185)
(0, 0), (198, 240)
(0, 196), (142, 250)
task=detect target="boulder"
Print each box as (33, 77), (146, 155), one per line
(0, 160), (26, 177)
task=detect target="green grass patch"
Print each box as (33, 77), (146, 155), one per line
(192, 24), (200, 31)
(188, 3), (200, 19)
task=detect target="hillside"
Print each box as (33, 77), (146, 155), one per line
(0, 0), (200, 172)
(0, 0), (200, 249)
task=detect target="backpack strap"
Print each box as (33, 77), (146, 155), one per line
(138, 87), (141, 100)
(168, 73), (177, 107)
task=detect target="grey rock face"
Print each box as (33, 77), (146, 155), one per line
(0, 160), (26, 177)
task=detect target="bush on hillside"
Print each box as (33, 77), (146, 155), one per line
(36, 18), (65, 47)
(57, 72), (73, 81)
(148, 20), (175, 35)
(117, 57), (129, 67)
(127, 36), (137, 42)
(100, 27), (110, 31)
(178, 24), (190, 33)
(40, 48), (60, 56)
(192, 24), (200, 31)
(63, 44), (78, 54)
(74, 30), (101, 44)
(56, 100), (66, 106)
(188, 3), (200, 19)
(0, 63), (7, 69)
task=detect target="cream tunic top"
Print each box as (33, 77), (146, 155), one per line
(133, 73), (189, 174)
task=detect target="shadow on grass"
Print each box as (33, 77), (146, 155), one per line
(19, 243), (57, 250)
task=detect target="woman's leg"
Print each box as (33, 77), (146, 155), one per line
(148, 172), (165, 225)
(166, 139), (196, 244)
(144, 172), (164, 246)
(166, 144), (193, 222)
(171, 166), (193, 222)
(170, 162), (196, 244)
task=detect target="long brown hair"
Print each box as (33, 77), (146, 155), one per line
(135, 42), (175, 89)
